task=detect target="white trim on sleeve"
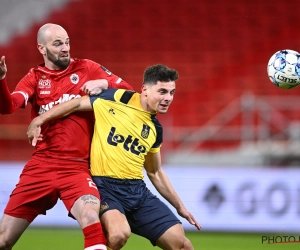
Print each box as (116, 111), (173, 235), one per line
(12, 91), (29, 106)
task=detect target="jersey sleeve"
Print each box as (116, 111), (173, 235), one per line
(89, 88), (119, 107)
(0, 77), (30, 114)
(149, 116), (163, 153)
(85, 59), (134, 91)
(0, 68), (37, 114)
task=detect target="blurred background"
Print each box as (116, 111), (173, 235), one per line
(0, 0), (300, 248)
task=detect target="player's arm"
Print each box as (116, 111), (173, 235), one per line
(96, 64), (133, 91)
(107, 77), (133, 91)
(81, 61), (133, 95)
(81, 79), (109, 95)
(144, 151), (201, 230)
(27, 95), (92, 146)
(81, 78), (133, 95)
(0, 56), (28, 114)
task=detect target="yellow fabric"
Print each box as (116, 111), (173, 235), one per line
(90, 89), (161, 179)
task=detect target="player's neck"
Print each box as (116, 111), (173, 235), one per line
(44, 61), (61, 70)
(140, 96), (156, 113)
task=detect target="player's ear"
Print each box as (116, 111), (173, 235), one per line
(141, 84), (148, 96)
(37, 44), (46, 55)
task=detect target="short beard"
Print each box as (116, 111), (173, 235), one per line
(46, 48), (70, 69)
(53, 58), (70, 69)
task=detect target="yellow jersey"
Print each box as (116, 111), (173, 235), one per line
(89, 89), (162, 179)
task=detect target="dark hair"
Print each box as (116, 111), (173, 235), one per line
(143, 64), (178, 85)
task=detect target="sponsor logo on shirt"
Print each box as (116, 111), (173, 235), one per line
(38, 78), (51, 88)
(70, 74), (79, 84)
(40, 91), (51, 95)
(38, 93), (81, 114)
(107, 126), (147, 155)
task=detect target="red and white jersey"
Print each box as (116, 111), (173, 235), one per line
(12, 58), (132, 162)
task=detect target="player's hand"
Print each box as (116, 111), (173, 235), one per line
(81, 79), (108, 95)
(27, 118), (43, 146)
(0, 56), (7, 80)
(177, 207), (201, 230)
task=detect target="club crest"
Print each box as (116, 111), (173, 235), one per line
(70, 74), (79, 84)
(141, 124), (150, 139)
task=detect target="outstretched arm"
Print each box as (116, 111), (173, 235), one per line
(27, 95), (92, 146)
(144, 151), (201, 230)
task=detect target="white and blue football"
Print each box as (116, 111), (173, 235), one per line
(267, 49), (300, 89)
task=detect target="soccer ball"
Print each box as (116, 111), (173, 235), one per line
(267, 49), (300, 89)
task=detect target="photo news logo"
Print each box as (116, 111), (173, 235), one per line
(262, 235), (300, 244)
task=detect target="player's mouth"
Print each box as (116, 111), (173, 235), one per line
(159, 103), (169, 110)
(60, 54), (69, 59)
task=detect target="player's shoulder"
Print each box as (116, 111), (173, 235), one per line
(73, 58), (98, 66)
(24, 66), (40, 79)
(90, 89), (136, 104)
(151, 114), (162, 129)
(30, 62), (45, 73)
(91, 88), (124, 102)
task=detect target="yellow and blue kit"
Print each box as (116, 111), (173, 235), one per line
(89, 88), (181, 246)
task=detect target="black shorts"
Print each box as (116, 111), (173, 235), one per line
(92, 176), (181, 246)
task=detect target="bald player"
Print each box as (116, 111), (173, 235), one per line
(0, 23), (133, 250)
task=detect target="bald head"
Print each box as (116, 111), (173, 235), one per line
(36, 23), (71, 70)
(37, 23), (68, 45)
